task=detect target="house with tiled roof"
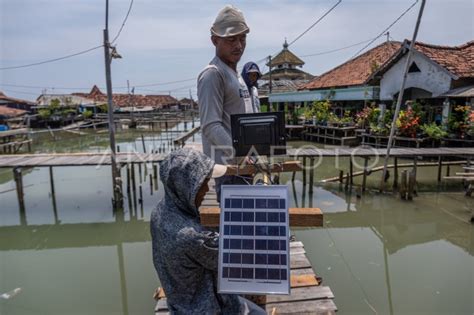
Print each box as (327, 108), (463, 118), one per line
(269, 39), (473, 111)
(0, 91), (36, 112)
(38, 85), (179, 112)
(370, 40), (474, 102)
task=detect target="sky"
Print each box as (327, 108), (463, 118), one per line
(0, 0), (473, 101)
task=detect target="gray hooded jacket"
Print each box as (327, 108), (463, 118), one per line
(150, 148), (242, 315)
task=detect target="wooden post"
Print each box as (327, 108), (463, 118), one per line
(126, 164), (131, 194)
(400, 170), (407, 200)
(13, 167), (26, 224)
(138, 163), (142, 183)
(139, 185), (143, 204)
(291, 171), (296, 182)
(141, 134), (146, 153)
(393, 157), (398, 189)
(437, 156), (442, 182)
(339, 170), (344, 184)
(407, 170), (416, 200)
(309, 158), (315, 194)
(349, 159), (354, 186)
(302, 157), (307, 186)
(362, 157), (369, 192)
(446, 165), (450, 177)
(344, 172), (350, 191)
(49, 166), (59, 224)
(149, 174), (153, 195)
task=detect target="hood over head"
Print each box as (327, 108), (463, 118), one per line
(241, 61), (262, 89)
(159, 148), (215, 217)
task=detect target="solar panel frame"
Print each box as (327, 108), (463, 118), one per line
(218, 185), (290, 295)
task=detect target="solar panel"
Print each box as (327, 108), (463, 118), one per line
(218, 185), (290, 295)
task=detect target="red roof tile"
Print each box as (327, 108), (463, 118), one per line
(0, 105), (27, 118)
(72, 86), (178, 108)
(300, 41), (402, 90)
(412, 41), (474, 78)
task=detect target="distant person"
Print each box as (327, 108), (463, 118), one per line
(197, 5), (255, 202)
(434, 109), (442, 126)
(241, 62), (262, 113)
(150, 148), (266, 315)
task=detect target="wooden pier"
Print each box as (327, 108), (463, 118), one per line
(0, 128), (32, 154)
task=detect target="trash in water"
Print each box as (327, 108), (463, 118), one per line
(0, 288), (22, 300)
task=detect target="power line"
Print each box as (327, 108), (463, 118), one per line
(351, 0), (419, 59)
(288, 0), (342, 47)
(0, 45), (103, 71)
(299, 38), (375, 57)
(132, 78), (196, 88)
(111, 0), (134, 44)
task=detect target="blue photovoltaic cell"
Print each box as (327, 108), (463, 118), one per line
(255, 240), (267, 250)
(230, 212), (242, 222)
(255, 226), (267, 236)
(280, 254), (287, 266)
(279, 199), (286, 209)
(224, 212), (230, 222)
(241, 268), (253, 279)
(279, 240), (286, 250)
(242, 225), (254, 236)
(225, 199), (231, 208)
(255, 268), (267, 280)
(242, 212), (254, 222)
(267, 240), (280, 250)
(242, 239), (254, 250)
(224, 225), (230, 235)
(230, 225), (242, 236)
(223, 253), (229, 263)
(230, 239), (241, 249)
(255, 212), (266, 222)
(255, 199), (267, 209)
(279, 212), (286, 223)
(268, 268), (280, 280)
(224, 239), (229, 249)
(268, 226), (279, 236)
(222, 267), (229, 278)
(255, 253), (267, 265)
(280, 269), (288, 280)
(231, 199), (243, 209)
(229, 267), (241, 278)
(242, 199), (255, 209)
(242, 254), (254, 264)
(267, 199), (279, 209)
(279, 226), (286, 236)
(268, 212), (279, 222)
(268, 254), (280, 265)
(230, 253), (241, 264)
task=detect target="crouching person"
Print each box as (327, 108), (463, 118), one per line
(150, 148), (266, 315)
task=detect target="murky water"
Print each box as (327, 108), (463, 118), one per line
(0, 124), (472, 315)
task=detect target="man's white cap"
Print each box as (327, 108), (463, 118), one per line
(211, 163), (227, 178)
(211, 5), (250, 37)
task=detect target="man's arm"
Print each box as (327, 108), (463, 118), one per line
(198, 68), (233, 150)
(183, 229), (219, 271)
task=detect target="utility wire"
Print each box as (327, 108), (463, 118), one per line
(0, 45), (103, 71)
(111, 0), (134, 44)
(288, 0), (342, 47)
(351, 0), (419, 59)
(300, 38), (375, 57)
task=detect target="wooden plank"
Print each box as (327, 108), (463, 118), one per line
(199, 207), (323, 227)
(265, 299), (337, 315)
(290, 274), (320, 288)
(290, 253), (312, 269)
(266, 286), (334, 304)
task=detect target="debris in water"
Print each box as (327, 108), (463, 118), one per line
(0, 288), (22, 300)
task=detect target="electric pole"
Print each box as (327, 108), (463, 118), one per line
(268, 55), (273, 112)
(380, 0), (426, 191)
(103, 0), (122, 208)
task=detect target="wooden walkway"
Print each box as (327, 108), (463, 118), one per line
(154, 240), (337, 315)
(0, 147), (472, 168)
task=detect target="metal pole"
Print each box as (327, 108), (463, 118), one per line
(380, 0), (426, 191)
(104, 0), (121, 207)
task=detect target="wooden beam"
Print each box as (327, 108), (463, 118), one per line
(225, 161), (302, 176)
(199, 207), (323, 227)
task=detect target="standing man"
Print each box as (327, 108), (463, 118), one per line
(198, 5), (254, 202)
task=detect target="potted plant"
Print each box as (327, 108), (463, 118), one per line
(396, 108), (420, 138)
